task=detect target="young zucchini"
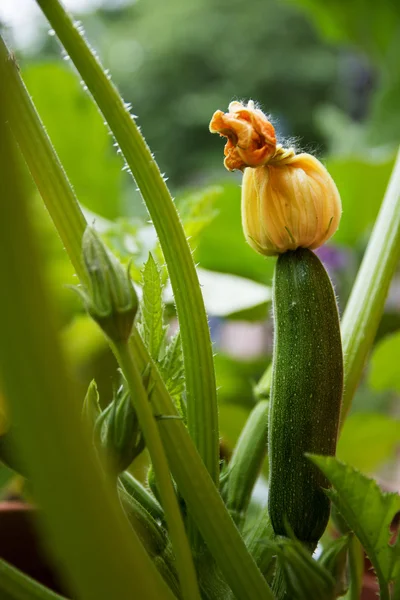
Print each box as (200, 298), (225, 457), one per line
(268, 248), (343, 545)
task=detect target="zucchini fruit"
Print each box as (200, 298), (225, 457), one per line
(268, 248), (343, 544)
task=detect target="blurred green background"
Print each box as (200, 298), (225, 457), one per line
(1, 0), (399, 489)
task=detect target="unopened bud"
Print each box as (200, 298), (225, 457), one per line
(210, 101), (341, 256)
(82, 380), (101, 429)
(77, 228), (139, 342)
(95, 385), (145, 474)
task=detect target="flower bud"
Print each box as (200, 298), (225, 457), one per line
(82, 379), (101, 429)
(78, 228), (139, 342)
(209, 101), (341, 256)
(95, 385), (145, 474)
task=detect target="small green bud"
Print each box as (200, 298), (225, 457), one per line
(82, 379), (101, 429)
(95, 385), (145, 474)
(78, 228), (139, 342)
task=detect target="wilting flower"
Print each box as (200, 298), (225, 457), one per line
(209, 101), (341, 256)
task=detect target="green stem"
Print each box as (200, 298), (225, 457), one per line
(0, 559), (66, 600)
(0, 36), (86, 283)
(35, 0), (219, 498)
(222, 400), (268, 527)
(0, 92), (174, 600)
(2, 34), (274, 599)
(113, 341), (200, 600)
(340, 147), (400, 427)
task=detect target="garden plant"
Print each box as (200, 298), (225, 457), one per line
(0, 1), (399, 599)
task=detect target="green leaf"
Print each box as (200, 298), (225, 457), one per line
(159, 331), (185, 407)
(138, 253), (167, 361)
(310, 455), (400, 598)
(22, 63), (123, 219)
(369, 331), (400, 393)
(337, 412), (400, 472)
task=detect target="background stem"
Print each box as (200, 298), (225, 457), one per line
(340, 146), (400, 426)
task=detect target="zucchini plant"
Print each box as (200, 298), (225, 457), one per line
(0, 3), (399, 600)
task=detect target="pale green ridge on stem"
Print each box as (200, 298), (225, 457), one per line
(340, 147), (400, 427)
(0, 91), (175, 600)
(112, 341), (201, 600)
(1, 31), (275, 600)
(35, 0), (220, 499)
(0, 559), (66, 600)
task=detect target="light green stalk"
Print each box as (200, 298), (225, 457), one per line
(35, 0), (220, 500)
(340, 147), (400, 426)
(1, 32), (274, 600)
(0, 89), (174, 600)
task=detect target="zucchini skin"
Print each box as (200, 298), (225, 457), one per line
(268, 248), (343, 544)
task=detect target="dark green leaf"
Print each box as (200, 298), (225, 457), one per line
(310, 455), (400, 597)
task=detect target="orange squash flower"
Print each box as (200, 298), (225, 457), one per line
(209, 101), (341, 256)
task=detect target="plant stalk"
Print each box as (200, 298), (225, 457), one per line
(340, 147), (400, 427)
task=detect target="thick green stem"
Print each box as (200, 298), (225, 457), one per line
(2, 33), (274, 599)
(340, 147), (400, 427)
(0, 559), (66, 600)
(35, 0), (219, 500)
(0, 36), (86, 283)
(113, 341), (200, 600)
(222, 400), (268, 527)
(0, 91), (174, 600)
